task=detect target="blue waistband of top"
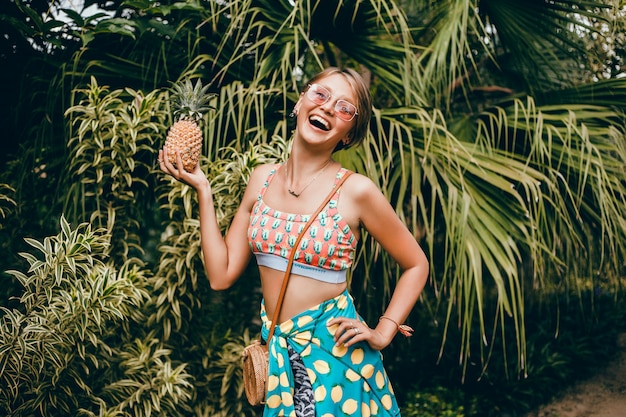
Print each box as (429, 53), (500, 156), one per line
(253, 252), (347, 284)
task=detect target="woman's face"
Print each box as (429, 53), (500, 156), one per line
(294, 73), (357, 151)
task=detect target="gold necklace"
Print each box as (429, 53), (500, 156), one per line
(285, 159), (332, 197)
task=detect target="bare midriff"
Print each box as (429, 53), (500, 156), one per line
(260, 265), (347, 323)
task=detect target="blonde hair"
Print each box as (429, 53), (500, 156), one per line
(304, 67), (372, 152)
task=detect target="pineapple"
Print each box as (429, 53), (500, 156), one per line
(165, 78), (214, 172)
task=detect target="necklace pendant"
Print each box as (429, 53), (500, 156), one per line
(285, 158), (332, 198)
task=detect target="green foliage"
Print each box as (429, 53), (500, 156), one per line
(0, 78), (285, 415)
(464, 289), (626, 415)
(0, 184), (15, 230)
(170, 78), (215, 122)
(396, 288), (626, 416)
(102, 337), (193, 417)
(0, 217), (155, 416)
(403, 386), (478, 417)
(64, 77), (169, 260)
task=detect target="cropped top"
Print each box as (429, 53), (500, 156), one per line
(247, 165), (357, 283)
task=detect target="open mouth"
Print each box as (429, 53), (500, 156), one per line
(309, 115), (330, 131)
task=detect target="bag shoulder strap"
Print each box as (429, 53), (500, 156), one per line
(266, 170), (353, 342)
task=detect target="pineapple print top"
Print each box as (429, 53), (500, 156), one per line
(248, 165), (357, 284)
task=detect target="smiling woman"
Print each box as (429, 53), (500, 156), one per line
(159, 66), (430, 416)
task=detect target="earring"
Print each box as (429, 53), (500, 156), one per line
(289, 108), (298, 118)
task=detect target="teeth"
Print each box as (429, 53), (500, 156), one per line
(310, 115), (329, 130)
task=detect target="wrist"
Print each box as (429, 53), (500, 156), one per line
(195, 180), (212, 198)
(379, 316), (414, 338)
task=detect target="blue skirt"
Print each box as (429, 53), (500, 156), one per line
(260, 289), (401, 416)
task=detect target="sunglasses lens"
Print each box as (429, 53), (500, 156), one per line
(335, 100), (357, 121)
(307, 84), (330, 104)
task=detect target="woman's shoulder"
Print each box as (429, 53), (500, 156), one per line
(249, 162), (280, 183)
(341, 170), (381, 199)
(241, 163), (281, 205)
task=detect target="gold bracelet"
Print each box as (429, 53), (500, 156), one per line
(379, 316), (414, 337)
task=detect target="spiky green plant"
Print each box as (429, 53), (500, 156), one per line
(64, 77), (168, 261)
(0, 217), (159, 416)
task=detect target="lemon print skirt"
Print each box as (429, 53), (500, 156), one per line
(259, 289), (401, 416)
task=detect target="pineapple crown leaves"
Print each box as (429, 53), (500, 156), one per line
(169, 78), (215, 122)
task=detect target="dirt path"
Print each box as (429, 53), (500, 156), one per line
(524, 333), (626, 417)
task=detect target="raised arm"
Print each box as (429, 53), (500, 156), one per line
(159, 147), (271, 290)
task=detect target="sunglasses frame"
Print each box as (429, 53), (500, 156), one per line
(305, 83), (359, 122)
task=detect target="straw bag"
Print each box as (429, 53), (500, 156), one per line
(241, 170), (353, 406)
(241, 340), (268, 406)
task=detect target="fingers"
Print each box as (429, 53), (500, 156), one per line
(157, 149), (164, 167)
(158, 146), (210, 193)
(157, 148), (173, 173)
(328, 317), (369, 348)
(158, 146), (182, 179)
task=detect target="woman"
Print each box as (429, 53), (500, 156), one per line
(159, 67), (430, 416)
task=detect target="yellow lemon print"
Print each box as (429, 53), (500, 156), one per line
(266, 394), (282, 408)
(337, 295), (348, 309)
(294, 331), (312, 345)
(279, 371), (290, 387)
(361, 364), (375, 379)
(381, 394), (393, 410)
(369, 399), (379, 415)
(301, 344), (312, 357)
(341, 398), (359, 414)
(314, 385), (327, 402)
(331, 385), (343, 403)
(375, 370), (385, 389)
(332, 343), (348, 357)
(281, 392), (294, 407)
(327, 322), (338, 336)
(306, 367), (317, 384)
(277, 354), (284, 368)
(362, 380), (371, 392)
(345, 368), (360, 382)
(297, 315), (313, 327)
(267, 374), (279, 391)
(313, 360), (330, 374)
(350, 348), (364, 364)
(361, 402), (371, 417)
(279, 320), (294, 333)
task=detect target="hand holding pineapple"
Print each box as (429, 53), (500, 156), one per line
(164, 78), (214, 172)
(158, 144), (211, 193)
